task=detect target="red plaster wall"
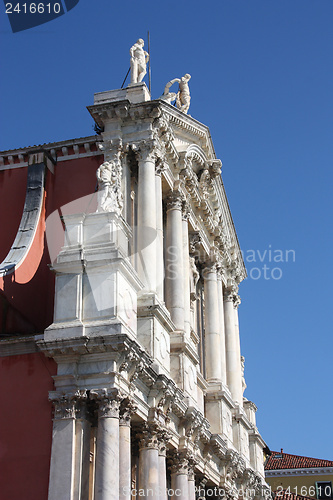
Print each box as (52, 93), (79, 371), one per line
(0, 353), (57, 500)
(0, 153), (102, 332)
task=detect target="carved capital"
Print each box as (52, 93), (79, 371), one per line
(119, 397), (137, 427)
(49, 390), (87, 420)
(202, 261), (218, 278)
(90, 388), (121, 419)
(132, 139), (160, 163)
(166, 189), (184, 211)
(182, 200), (191, 221)
(233, 294), (241, 308)
(168, 452), (189, 475)
(137, 422), (161, 450)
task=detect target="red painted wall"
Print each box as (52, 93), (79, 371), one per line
(0, 353), (57, 500)
(0, 153), (102, 332)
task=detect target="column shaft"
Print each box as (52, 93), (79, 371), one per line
(155, 170), (164, 300)
(203, 264), (222, 382)
(48, 392), (89, 500)
(158, 452), (168, 500)
(165, 191), (184, 330)
(224, 290), (243, 405)
(137, 150), (156, 292)
(188, 474), (196, 500)
(170, 473), (189, 500)
(94, 417), (119, 500)
(182, 214), (191, 338)
(119, 423), (131, 499)
(138, 447), (159, 499)
(217, 272), (227, 385)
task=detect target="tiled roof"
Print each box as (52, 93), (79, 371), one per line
(265, 451), (333, 470)
(273, 490), (314, 500)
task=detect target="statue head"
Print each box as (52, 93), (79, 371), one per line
(184, 73), (191, 82)
(137, 38), (144, 46)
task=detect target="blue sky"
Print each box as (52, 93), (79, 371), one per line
(1, 0), (332, 460)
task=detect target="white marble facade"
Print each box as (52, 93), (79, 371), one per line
(39, 81), (270, 500)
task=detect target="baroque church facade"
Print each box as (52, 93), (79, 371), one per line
(0, 48), (270, 500)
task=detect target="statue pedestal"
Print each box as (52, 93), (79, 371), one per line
(93, 83), (151, 105)
(45, 212), (142, 341)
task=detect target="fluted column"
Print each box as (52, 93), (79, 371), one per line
(203, 262), (223, 383)
(138, 423), (160, 499)
(136, 140), (158, 293)
(48, 391), (90, 500)
(165, 189), (185, 330)
(182, 204), (191, 338)
(91, 389), (121, 500)
(217, 268), (227, 385)
(224, 288), (243, 405)
(169, 453), (189, 500)
(119, 399), (136, 500)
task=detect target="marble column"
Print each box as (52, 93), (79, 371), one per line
(203, 263), (223, 383)
(48, 391), (90, 500)
(155, 162), (165, 301)
(138, 423), (160, 499)
(182, 204), (191, 338)
(119, 399), (136, 500)
(165, 189), (185, 330)
(224, 288), (243, 405)
(169, 454), (189, 500)
(158, 436), (169, 500)
(217, 268), (227, 385)
(188, 471), (196, 500)
(92, 389), (120, 500)
(234, 295), (244, 407)
(136, 141), (157, 293)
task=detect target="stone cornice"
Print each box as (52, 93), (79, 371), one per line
(0, 135), (101, 171)
(265, 467), (333, 477)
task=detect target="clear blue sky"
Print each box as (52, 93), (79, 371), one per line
(1, 0), (332, 460)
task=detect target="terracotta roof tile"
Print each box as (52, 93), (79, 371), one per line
(265, 451), (333, 470)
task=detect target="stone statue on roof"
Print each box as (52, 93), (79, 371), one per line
(160, 74), (192, 114)
(130, 38), (149, 84)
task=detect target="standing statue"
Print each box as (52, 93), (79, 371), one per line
(130, 38), (149, 84)
(160, 74), (192, 114)
(96, 159), (123, 215)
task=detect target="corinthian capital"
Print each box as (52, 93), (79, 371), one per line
(49, 390), (87, 420)
(137, 421), (161, 450)
(90, 388), (121, 418)
(132, 139), (161, 163)
(166, 188), (184, 211)
(119, 397), (137, 427)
